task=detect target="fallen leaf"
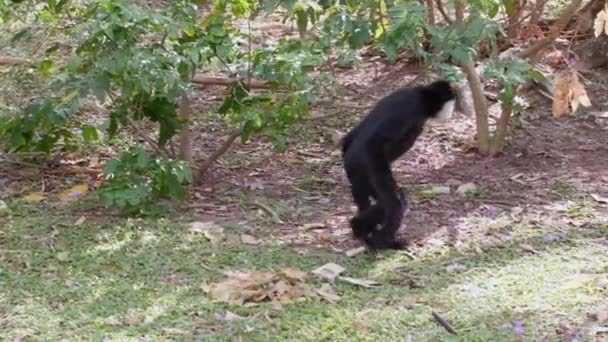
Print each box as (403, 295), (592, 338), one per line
(562, 274), (596, 289)
(75, 216), (87, 226)
(202, 268), (317, 307)
(446, 263), (467, 273)
(591, 193), (608, 204)
(345, 246), (366, 257)
(352, 320), (369, 333)
(278, 268), (308, 283)
(0, 200), (9, 216)
(312, 263), (345, 282)
(240, 234), (260, 245)
(56, 251), (70, 262)
(215, 311), (248, 321)
(569, 71), (591, 113)
(104, 315), (121, 326)
(456, 182), (478, 196)
(594, 6), (608, 38)
(301, 223), (325, 230)
(60, 184), (89, 202)
(191, 221), (225, 246)
(338, 276), (381, 288)
(519, 244), (538, 254)
(316, 283), (341, 303)
(23, 192), (46, 203)
(552, 71), (573, 118)
(123, 314), (142, 326)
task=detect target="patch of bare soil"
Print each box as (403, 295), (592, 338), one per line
(189, 60), (608, 253)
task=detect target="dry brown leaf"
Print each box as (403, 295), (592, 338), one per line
(278, 268), (308, 283)
(60, 184), (89, 202)
(569, 72), (591, 113)
(23, 192), (46, 203)
(594, 6), (608, 37)
(202, 268), (316, 307)
(312, 263), (345, 282)
(352, 320), (369, 333)
(338, 276), (381, 288)
(191, 221), (225, 246)
(123, 314), (143, 326)
(316, 283), (341, 303)
(552, 71), (572, 118)
(519, 244), (538, 254)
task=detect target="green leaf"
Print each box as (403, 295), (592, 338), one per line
(296, 9), (308, 34)
(502, 0), (515, 16)
(38, 59), (55, 76)
(91, 73), (111, 103)
(81, 125), (99, 143)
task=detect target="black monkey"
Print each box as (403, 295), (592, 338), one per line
(341, 79), (456, 252)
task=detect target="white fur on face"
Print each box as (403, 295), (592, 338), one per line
(432, 99), (455, 122)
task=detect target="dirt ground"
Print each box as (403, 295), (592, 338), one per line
(186, 56), (608, 254)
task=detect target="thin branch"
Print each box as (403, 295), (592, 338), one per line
(432, 311), (458, 335)
(191, 75), (269, 88)
(0, 56), (28, 65)
(490, 89), (517, 155)
(194, 128), (241, 184)
(516, 0), (584, 59)
(435, 0), (454, 24)
(0, 58), (272, 89)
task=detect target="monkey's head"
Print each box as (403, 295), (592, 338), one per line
(423, 79), (457, 122)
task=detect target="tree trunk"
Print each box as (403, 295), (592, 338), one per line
(462, 62), (491, 154)
(490, 95), (515, 155)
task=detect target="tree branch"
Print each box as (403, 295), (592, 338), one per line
(516, 0), (584, 59)
(194, 128), (241, 185)
(435, 0), (454, 24)
(0, 58), (273, 89)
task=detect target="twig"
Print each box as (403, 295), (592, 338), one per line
(0, 56), (28, 65)
(432, 311), (458, 335)
(130, 123), (172, 158)
(253, 201), (284, 224)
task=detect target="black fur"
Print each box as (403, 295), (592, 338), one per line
(341, 79), (456, 253)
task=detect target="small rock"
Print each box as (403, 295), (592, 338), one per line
(456, 182), (478, 196)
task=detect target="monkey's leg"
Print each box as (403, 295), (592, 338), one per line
(345, 163), (376, 240)
(366, 159), (406, 251)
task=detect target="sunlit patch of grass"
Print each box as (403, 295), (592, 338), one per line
(0, 202), (606, 340)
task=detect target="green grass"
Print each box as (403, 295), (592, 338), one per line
(1, 201), (607, 341)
